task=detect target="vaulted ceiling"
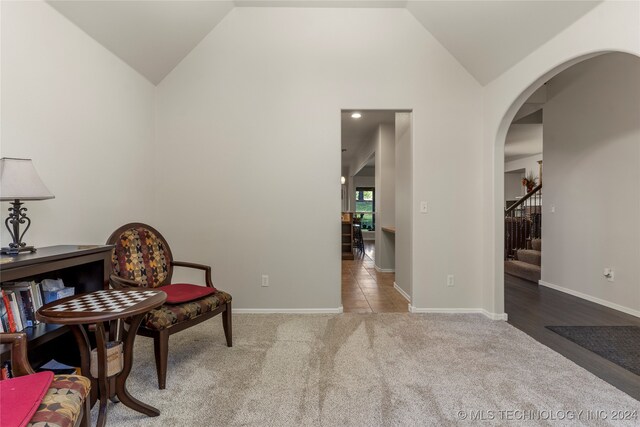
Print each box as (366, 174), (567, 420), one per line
(47, 0), (600, 85)
(47, 1), (235, 84)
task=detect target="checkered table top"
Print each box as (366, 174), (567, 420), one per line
(48, 289), (161, 313)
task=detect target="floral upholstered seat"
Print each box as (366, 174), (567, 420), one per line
(142, 290), (232, 330)
(0, 333), (91, 427)
(28, 375), (91, 427)
(108, 222), (233, 389)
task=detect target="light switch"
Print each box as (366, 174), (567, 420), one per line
(420, 201), (428, 214)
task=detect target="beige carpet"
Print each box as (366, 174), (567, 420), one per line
(100, 314), (639, 426)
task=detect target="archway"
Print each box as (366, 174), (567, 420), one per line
(493, 51), (640, 399)
(491, 50), (640, 317)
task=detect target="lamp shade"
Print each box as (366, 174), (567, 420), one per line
(0, 158), (54, 201)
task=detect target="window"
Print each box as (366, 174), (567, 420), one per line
(355, 187), (375, 231)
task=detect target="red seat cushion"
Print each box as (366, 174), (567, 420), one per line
(162, 283), (217, 304)
(0, 371), (53, 427)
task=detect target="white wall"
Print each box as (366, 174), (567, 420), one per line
(346, 131), (376, 182)
(353, 176), (375, 192)
(155, 7), (483, 311)
(355, 166), (375, 178)
(504, 123), (543, 163)
(505, 153), (542, 201)
(482, 0), (640, 316)
(505, 153), (542, 176)
(375, 124), (395, 271)
(395, 112), (412, 299)
(0, 1), (156, 247)
(504, 170), (524, 202)
(542, 53), (640, 314)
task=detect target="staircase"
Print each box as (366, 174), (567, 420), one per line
(505, 238), (541, 282)
(504, 184), (542, 283)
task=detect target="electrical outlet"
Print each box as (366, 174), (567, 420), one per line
(447, 274), (454, 287)
(550, 205), (556, 213)
(261, 274), (269, 287)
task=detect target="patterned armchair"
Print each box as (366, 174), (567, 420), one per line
(0, 333), (91, 427)
(107, 223), (232, 389)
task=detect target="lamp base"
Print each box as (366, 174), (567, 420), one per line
(3, 199), (37, 256)
(1, 246), (36, 256)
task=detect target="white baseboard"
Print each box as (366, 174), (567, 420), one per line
(233, 306), (510, 320)
(374, 265), (395, 273)
(234, 307), (343, 314)
(409, 306), (508, 321)
(393, 282), (411, 302)
(539, 280), (640, 319)
(483, 310), (509, 321)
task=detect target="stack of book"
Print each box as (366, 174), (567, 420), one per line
(0, 280), (74, 333)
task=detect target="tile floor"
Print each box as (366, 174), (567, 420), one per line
(342, 241), (409, 313)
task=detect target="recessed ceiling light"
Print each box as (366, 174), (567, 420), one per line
(351, 112), (362, 119)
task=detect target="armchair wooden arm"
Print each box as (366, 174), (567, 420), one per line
(0, 333), (36, 377)
(170, 261), (214, 288)
(109, 274), (144, 289)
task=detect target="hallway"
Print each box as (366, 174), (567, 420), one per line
(342, 242), (409, 313)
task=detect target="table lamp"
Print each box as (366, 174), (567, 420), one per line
(0, 158), (54, 255)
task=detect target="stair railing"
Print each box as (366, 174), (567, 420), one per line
(505, 184), (542, 260)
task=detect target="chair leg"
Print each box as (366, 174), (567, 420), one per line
(222, 302), (232, 347)
(79, 394), (90, 427)
(153, 330), (169, 390)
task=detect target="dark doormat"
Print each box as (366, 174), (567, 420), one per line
(546, 326), (640, 376)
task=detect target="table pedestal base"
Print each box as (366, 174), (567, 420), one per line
(70, 313), (159, 427)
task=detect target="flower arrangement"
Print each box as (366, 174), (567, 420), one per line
(522, 171), (538, 192)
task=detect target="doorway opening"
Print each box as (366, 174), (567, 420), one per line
(503, 84), (544, 283)
(499, 52), (640, 400)
(340, 109), (412, 313)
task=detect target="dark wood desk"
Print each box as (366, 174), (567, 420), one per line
(37, 289), (167, 427)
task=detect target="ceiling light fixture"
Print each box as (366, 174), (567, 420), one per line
(351, 112), (362, 119)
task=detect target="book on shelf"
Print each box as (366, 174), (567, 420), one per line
(3, 283), (36, 328)
(0, 293), (10, 333)
(1, 361), (12, 380)
(6, 291), (23, 332)
(1, 290), (18, 333)
(19, 288), (36, 328)
(30, 281), (44, 311)
(2, 282), (38, 331)
(4, 282), (35, 328)
(0, 279), (75, 332)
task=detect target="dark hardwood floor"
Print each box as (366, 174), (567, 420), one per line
(505, 274), (640, 401)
